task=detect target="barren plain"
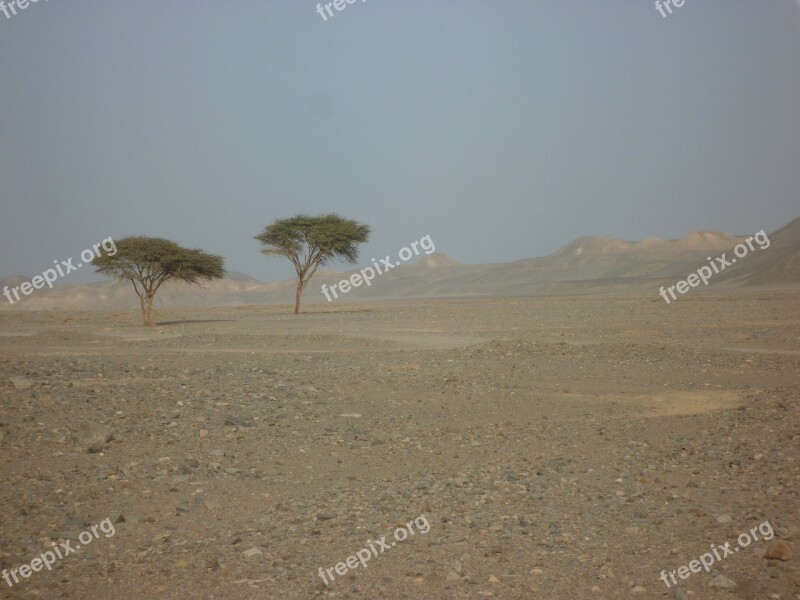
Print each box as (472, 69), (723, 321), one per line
(1, 289), (798, 599)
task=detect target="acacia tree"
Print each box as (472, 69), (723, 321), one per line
(91, 236), (225, 326)
(255, 214), (370, 314)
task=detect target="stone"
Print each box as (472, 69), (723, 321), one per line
(716, 514), (732, 524)
(80, 424), (113, 453)
(153, 532), (171, 543)
(673, 587), (689, 600)
(65, 518), (87, 529)
(764, 540), (792, 561)
(203, 499), (221, 511)
(708, 574), (736, 590)
(9, 376), (33, 389)
(126, 514), (151, 523)
(224, 416), (252, 428)
(243, 548), (263, 559)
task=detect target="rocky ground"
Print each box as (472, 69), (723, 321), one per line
(0, 289), (798, 599)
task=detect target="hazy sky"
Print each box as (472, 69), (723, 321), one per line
(1, 0), (798, 283)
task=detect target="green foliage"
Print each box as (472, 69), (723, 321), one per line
(92, 236), (225, 286)
(255, 214), (370, 266)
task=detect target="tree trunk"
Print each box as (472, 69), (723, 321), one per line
(143, 295), (155, 326)
(294, 280), (303, 315)
(139, 295), (148, 326)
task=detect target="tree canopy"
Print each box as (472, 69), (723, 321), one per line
(255, 214), (370, 314)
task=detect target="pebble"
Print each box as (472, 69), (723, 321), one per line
(243, 548), (263, 559)
(708, 574), (736, 590)
(80, 423), (114, 453)
(764, 540), (792, 561)
(9, 376), (33, 389)
(673, 587), (689, 600)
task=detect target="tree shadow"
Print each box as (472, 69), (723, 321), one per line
(155, 319), (237, 326)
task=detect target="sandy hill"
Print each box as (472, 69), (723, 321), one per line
(552, 231), (742, 259)
(714, 217), (800, 286)
(673, 231), (742, 253)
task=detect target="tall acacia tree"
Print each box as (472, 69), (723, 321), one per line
(91, 236), (225, 326)
(256, 214), (370, 314)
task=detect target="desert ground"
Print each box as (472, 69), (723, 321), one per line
(0, 289), (798, 599)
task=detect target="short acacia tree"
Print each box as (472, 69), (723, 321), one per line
(255, 214), (370, 314)
(91, 236), (225, 326)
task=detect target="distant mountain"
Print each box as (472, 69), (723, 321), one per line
(714, 217), (800, 286)
(406, 253), (461, 269)
(1, 218), (797, 310)
(552, 230), (742, 259)
(224, 271), (266, 283)
(552, 236), (634, 257)
(673, 231), (742, 253)
(0, 275), (29, 290)
(505, 230), (751, 286)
